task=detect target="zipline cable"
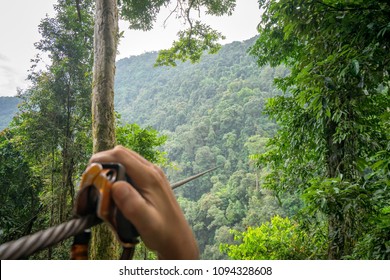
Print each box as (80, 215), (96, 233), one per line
(0, 215), (101, 260)
(171, 166), (220, 189)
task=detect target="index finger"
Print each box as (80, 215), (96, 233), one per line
(89, 146), (155, 188)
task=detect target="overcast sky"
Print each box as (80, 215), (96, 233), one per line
(0, 0), (261, 97)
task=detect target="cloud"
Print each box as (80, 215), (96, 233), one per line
(0, 60), (26, 97)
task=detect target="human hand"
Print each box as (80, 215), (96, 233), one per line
(89, 145), (199, 259)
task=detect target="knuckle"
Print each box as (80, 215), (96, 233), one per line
(153, 165), (165, 177)
(113, 145), (126, 153)
(112, 145), (126, 158)
(148, 165), (169, 187)
(152, 165), (167, 182)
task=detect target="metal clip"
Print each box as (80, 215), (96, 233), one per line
(73, 163), (139, 250)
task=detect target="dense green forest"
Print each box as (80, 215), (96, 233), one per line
(0, 0), (389, 260)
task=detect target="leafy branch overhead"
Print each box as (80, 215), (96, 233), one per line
(155, 22), (225, 66)
(118, 0), (236, 65)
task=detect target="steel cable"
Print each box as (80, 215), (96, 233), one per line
(0, 215), (101, 260)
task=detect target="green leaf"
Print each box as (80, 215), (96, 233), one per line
(351, 60), (360, 76)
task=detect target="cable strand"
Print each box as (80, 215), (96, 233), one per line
(0, 215), (101, 260)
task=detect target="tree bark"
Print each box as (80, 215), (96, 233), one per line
(325, 118), (355, 259)
(90, 0), (120, 259)
(92, 0), (117, 153)
(325, 120), (343, 260)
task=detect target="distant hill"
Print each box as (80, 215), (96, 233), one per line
(0, 97), (20, 131)
(115, 37), (285, 130)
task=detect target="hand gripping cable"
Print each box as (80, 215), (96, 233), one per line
(0, 164), (218, 260)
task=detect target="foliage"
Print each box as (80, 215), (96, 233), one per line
(222, 216), (326, 260)
(348, 206), (390, 260)
(0, 129), (42, 244)
(249, 0), (390, 259)
(120, 0), (236, 65)
(117, 122), (168, 166)
(155, 21), (225, 66)
(119, 0), (170, 31)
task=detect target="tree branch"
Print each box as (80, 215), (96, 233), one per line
(163, 2), (179, 28)
(75, 0), (82, 22)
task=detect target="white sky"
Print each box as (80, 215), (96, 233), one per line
(0, 0), (261, 97)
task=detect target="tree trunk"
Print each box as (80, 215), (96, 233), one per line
(325, 118), (356, 259)
(325, 120), (344, 260)
(48, 148), (55, 260)
(92, 0), (117, 153)
(90, 0), (120, 259)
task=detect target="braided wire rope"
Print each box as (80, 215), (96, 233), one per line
(0, 215), (101, 260)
